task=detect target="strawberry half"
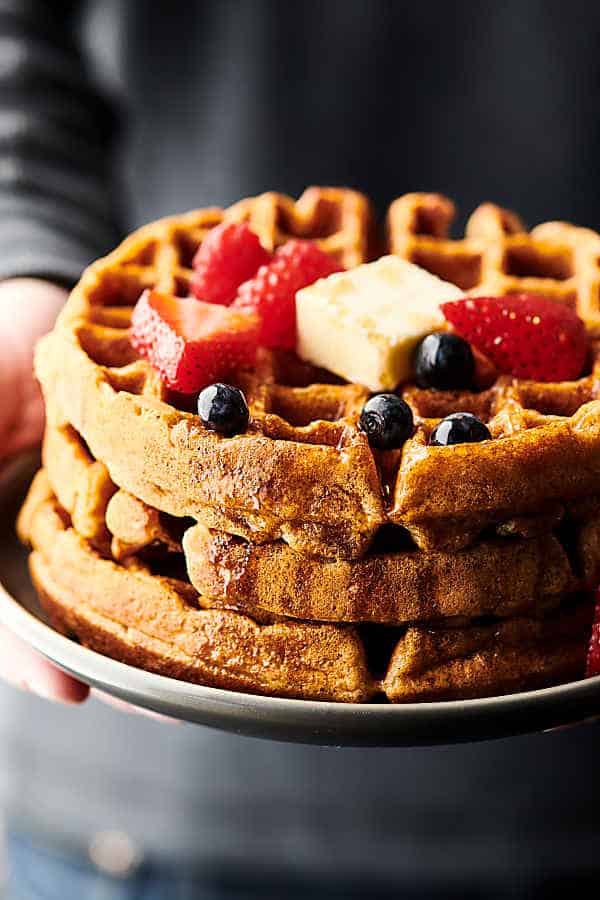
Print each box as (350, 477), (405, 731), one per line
(190, 222), (271, 305)
(232, 239), (343, 350)
(441, 294), (588, 382)
(586, 588), (600, 677)
(131, 289), (259, 393)
(586, 622), (600, 678)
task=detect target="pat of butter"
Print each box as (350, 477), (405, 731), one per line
(296, 256), (463, 391)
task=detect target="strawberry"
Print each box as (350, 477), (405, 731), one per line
(586, 620), (600, 678)
(130, 289), (259, 393)
(441, 294), (587, 382)
(232, 239), (343, 349)
(586, 587), (600, 677)
(190, 222), (271, 305)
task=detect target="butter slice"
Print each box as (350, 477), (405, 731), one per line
(296, 256), (463, 391)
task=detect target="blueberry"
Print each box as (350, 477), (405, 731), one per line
(359, 393), (414, 450)
(414, 333), (475, 391)
(430, 412), (491, 446)
(198, 383), (249, 436)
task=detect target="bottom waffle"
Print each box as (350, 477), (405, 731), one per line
(18, 472), (373, 703)
(16, 471), (594, 703)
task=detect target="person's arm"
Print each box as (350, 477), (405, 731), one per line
(0, 1), (123, 704)
(0, 0), (122, 285)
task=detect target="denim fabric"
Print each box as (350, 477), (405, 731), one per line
(3, 829), (537, 900)
(9, 828), (600, 900)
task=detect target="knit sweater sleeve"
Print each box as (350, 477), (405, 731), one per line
(0, 0), (122, 287)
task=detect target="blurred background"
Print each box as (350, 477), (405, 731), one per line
(1, 1), (600, 898)
(81, 0), (600, 231)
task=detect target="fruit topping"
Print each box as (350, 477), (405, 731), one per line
(190, 222), (271, 305)
(586, 589), (600, 677)
(587, 623), (600, 677)
(441, 294), (588, 382)
(197, 383), (250, 436)
(233, 239), (343, 350)
(430, 412), (491, 446)
(296, 257), (463, 391)
(414, 332), (475, 391)
(359, 393), (414, 450)
(130, 289), (259, 393)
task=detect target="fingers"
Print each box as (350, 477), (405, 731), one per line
(0, 279), (69, 464)
(0, 378), (45, 459)
(0, 625), (89, 704)
(0, 279), (103, 706)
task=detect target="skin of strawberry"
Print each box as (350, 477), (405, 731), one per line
(441, 294), (587, 382)
(190, 223), (271, 305)
(233, 240), (342, 349)
(586, 620), (600, 677)
(131, 289), (258, 392)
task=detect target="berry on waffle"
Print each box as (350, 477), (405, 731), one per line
(190, 221), (271, 305)
(130, 289), (259, 393)
(442, 294), (588, 382)
(233, 239), (342, 350)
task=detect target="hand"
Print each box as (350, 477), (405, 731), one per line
(0, 278), (89, 703)
(0, 278), (68, 460)
(0, 280), (176, 720)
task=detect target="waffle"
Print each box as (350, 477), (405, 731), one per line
(381, 602), (593, 702)
(18, 472), (593, 703)
(43, 422), (600, 626)
(35, 188), (600, 558)
(18, 471), (374, 703)
(388, 192), (600, 330)
(183, 524), (592, 625)
(27, 186), (600, 701)
(42, 423), (116, 553)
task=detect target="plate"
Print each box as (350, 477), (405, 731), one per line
(1, 457), (600, 746)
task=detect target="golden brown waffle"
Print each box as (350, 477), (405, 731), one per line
(42, 424), (116, 553)
(18, 472), (374, 703)
(34, 188), (600, 559)
(18, 473), (593, 702)
(183, 524), (587, 625)
(42, 424), (184, 561)
(388, 195), (600, 547)
(225, 187), (374, 267)
(381, 603), (593, 702)
(43, 422), (600, 626)
(387, 192), (600, 330)
(397, 338), (600, 550)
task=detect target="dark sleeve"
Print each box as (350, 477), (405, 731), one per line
(0, 0), (122, 287)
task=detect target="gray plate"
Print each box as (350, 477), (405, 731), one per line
(2, 457), (600, 746)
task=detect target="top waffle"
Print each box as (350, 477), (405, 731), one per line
(388, 192), (600, 332)
(35, 187), (600, 559)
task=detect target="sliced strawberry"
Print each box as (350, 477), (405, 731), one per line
(586, 588), (600, 677)
(232, 239), (343, 350)
(190, 222), (271, 305)
(441, 294), (588, 382)
(586, 620), (600, 677)
(130, 289), (258, 393)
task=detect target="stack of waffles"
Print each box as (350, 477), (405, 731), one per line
(17, 188), (600, 702)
